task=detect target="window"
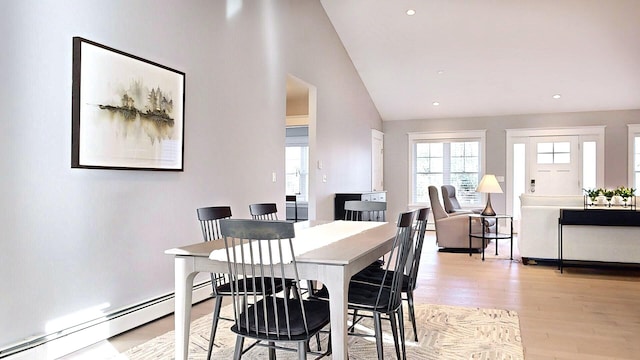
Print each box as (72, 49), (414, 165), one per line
(285, 146), (308, 200)
(409, 131), (485, 206)
(286, 126), (309, 201)
(536, 142), (570, 164)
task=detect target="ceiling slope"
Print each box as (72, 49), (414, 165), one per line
(321, 0), (640, 120)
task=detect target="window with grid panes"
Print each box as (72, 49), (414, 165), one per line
(413, 140), (481, 205)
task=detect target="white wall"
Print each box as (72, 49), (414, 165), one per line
(0, 0), (381, 349)
(383, 110), (640, 220)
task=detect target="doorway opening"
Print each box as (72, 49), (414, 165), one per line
(285, 75), (317, 221)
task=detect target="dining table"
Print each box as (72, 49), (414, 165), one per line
(165, 219), (398, 360)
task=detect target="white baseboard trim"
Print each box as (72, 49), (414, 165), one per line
(1, 282), (212, 360)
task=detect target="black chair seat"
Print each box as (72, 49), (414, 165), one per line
(313, 281), (396, 312)
(231, 296), (330, 340)
(328, 211), (417, 360)
(347, 282), (396, 311)
(351, 267), (410, 292)
(220, 219), (332, 359)
(215, 277), (286, 295)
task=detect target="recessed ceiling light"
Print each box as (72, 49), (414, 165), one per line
(552, 94), (561, 99)
(406, 9), (416, 16)
(432, 101), (440, 106)
(437, 70), (445, 75)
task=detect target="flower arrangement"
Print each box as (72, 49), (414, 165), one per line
(583, 186), (636, 207)
(582, 188), (601, 202)
(602, 188), (615, 201)
(614, 186), (636, 199)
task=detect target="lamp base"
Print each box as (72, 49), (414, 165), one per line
(481, 194), (496, 216)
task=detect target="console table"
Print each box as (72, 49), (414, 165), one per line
(558, 209), (640, 273)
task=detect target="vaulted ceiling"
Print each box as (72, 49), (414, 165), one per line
(320, 0), (640, 121)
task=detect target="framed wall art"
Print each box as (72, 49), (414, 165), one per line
(72, 37), (185, 170)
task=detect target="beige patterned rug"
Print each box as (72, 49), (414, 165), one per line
(114, 303), (524, 359)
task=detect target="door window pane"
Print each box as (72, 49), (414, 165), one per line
(554, 153), (570, 164)
(537, 154), (553, 164)
(538, 143), (553, 153)
(537, 141), (570, 164)
(555, 142), (570, 153)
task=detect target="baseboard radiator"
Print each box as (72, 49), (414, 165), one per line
(0, 281), (212, 360)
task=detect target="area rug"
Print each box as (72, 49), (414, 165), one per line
(114, 303), (524, 359)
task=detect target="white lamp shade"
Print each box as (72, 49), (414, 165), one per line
(476, 174), (503, 194)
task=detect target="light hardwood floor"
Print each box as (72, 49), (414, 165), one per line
(64, 232), (640, 359)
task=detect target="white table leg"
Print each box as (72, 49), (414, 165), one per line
(323, 266), (349, 360)
(174, 256), (197, 360)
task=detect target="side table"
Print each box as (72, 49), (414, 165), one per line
(468, 214), (514, 261)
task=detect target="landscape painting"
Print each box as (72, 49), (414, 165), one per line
(72, 37), (185, 170)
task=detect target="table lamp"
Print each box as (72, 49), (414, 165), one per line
(476, 174), (503, 216)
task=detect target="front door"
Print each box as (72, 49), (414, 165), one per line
(529, 136), (581, 196)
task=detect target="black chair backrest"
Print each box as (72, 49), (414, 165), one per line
(344, 200), (386, 221)
(249, 203), (278, 220)
(196, 206), (233, 296)
(197, 206), (233, 241)
(375, 210), (416, 311)
(407, 207), (430, 292)
(219, 219), (314, 340)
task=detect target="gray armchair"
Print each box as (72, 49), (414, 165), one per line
(441, 185), (482, 214)
(429, 186), (487, 250)
(441, 184), (497, 229)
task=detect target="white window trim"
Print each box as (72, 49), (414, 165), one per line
(407, 130), (486, 207)
(628, 124), (640, 188)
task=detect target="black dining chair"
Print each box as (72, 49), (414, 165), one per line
(250, 202), (318, 332)
(249, 203), (279, 220)
(197, 206), (286, 360)
(219, 219), (332, 360)
(344, 200), (388, 268)
(351, 207), (430, 341)
(344, 200), (387, 221)
(314, 210), (416, 360)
